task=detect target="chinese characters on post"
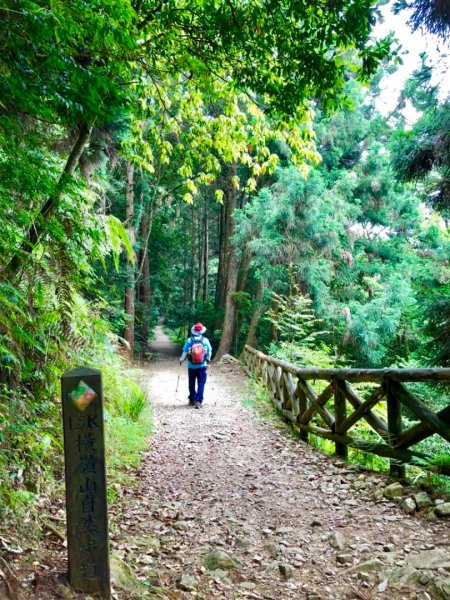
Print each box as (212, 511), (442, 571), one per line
(61, 367), (110, 599)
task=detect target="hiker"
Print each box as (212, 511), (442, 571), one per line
(179, 322), (212, 409)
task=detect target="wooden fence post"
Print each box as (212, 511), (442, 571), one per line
(61, 367), (110, 598)
(385, 379), (406, 480)
(297, 379), (309, 442)
(334, 378), (348, 458)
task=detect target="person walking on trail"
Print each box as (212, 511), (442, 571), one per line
(179, 323), (212, 409)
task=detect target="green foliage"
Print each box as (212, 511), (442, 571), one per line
(266, 287), (336, 367)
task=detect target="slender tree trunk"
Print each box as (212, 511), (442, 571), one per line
(197, 200), (205, 302)
(272, 299), (279, 343)
(232, 244), (252, 353)
(215, 165), (238, 360)
(242, 281), (266, 351)
(138, 211), (151, 346)
(124, 160), (136, 356)
(190, 204), (196, 307)
(7, 122), (93, 275)
(237, 245), (252, 293)
(215, 200), (228, 311)
(203, 200), (209, 302)
(137, 194), (156, 345)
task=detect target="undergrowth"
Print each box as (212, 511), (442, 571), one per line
(0, 304), (152, 519)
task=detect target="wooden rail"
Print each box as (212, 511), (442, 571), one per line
(242, 346), (450, 478)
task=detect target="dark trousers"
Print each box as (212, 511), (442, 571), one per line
(188, 367), (207, 403)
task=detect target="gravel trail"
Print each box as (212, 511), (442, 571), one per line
(113, 328), (450, 600)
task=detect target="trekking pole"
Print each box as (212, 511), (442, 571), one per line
(175, 362), (182, 400)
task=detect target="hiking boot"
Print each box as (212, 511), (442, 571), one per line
(194, 402), (201, 409)
(188, 399), (195, 406)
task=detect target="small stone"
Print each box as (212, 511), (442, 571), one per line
(413, 491), (433, 509)
(324, 568), (334, 576)
(238, 582), (256, 590)
(178, 574), (197, 591)
(173, 521), (189, 530)
(425, 508), (438, 522)
(435, 499), (445, 506)
(236, 537), (252, 549)
(387, 566), (422, 587)
(208, 570), (229, 581)
(344, 559), (384, 574)
(377, 579), (388, 592)
(407, 550), (450, 570)
(336, 553), (353, 565)
(110, 556), (138, 592)
(329, 532), (346, 551)
(279, 563), (294, 580)
(435, 503), (450, 518)
(276, 527), (295, 534)
(310, 519), (323, 527)
(400, 497), (416, 515)
(383, 482), (405, 500)
(265, 543), (281, 558)
(205, 549), (242, 571)
(430, 577), (450, 600)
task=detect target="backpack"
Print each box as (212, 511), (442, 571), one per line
(189, 337), (206, 364)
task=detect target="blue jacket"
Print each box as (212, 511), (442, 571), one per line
(181, 335), (212, 369)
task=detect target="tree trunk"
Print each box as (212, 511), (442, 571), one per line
(214, 200), (228, 311)
(7, 122), (93, 275)
(237, 245), (252, 293)
(197, 200), (205, 302)
(202, 199), (209, 302)
(215, 165), (238, 360)
(124, 160), (136, 357)
(243, 281), (266, 351)
(190, 204), (196, 307)
(138, 211), (151, 347)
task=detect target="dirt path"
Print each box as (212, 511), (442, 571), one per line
(113, 329), (450, 600)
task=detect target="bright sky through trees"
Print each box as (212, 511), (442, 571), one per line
(374, 1), (450, 121)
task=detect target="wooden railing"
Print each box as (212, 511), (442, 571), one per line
(242, 346), (450, 478)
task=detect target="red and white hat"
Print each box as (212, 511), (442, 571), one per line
(191, 322), (206, 335)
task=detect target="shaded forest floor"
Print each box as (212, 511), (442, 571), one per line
(1, 328), (450, 600)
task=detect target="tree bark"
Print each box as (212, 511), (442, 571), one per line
(215, 165), (238, 360)
(237, 245), (252, 293)
(243, 281), (266, 350)
(124, 160), (136, 357)
(214, 200), (228, 311)
(138, 212), (151, 346)
(197, 200), (205, 302)
(190, 204), (196, 307)
(202, 199), (209, 302)
(7, 122), (93, 275)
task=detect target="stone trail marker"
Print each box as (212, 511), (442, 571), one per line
(61, 366), (110, 599)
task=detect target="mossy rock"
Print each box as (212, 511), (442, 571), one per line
(110, 555), (139, 592)
(204, 549), (242, 571)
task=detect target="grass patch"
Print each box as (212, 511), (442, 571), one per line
(163, 326), (185, 345)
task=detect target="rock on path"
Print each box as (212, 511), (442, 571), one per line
(113, 329), (450, 600)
